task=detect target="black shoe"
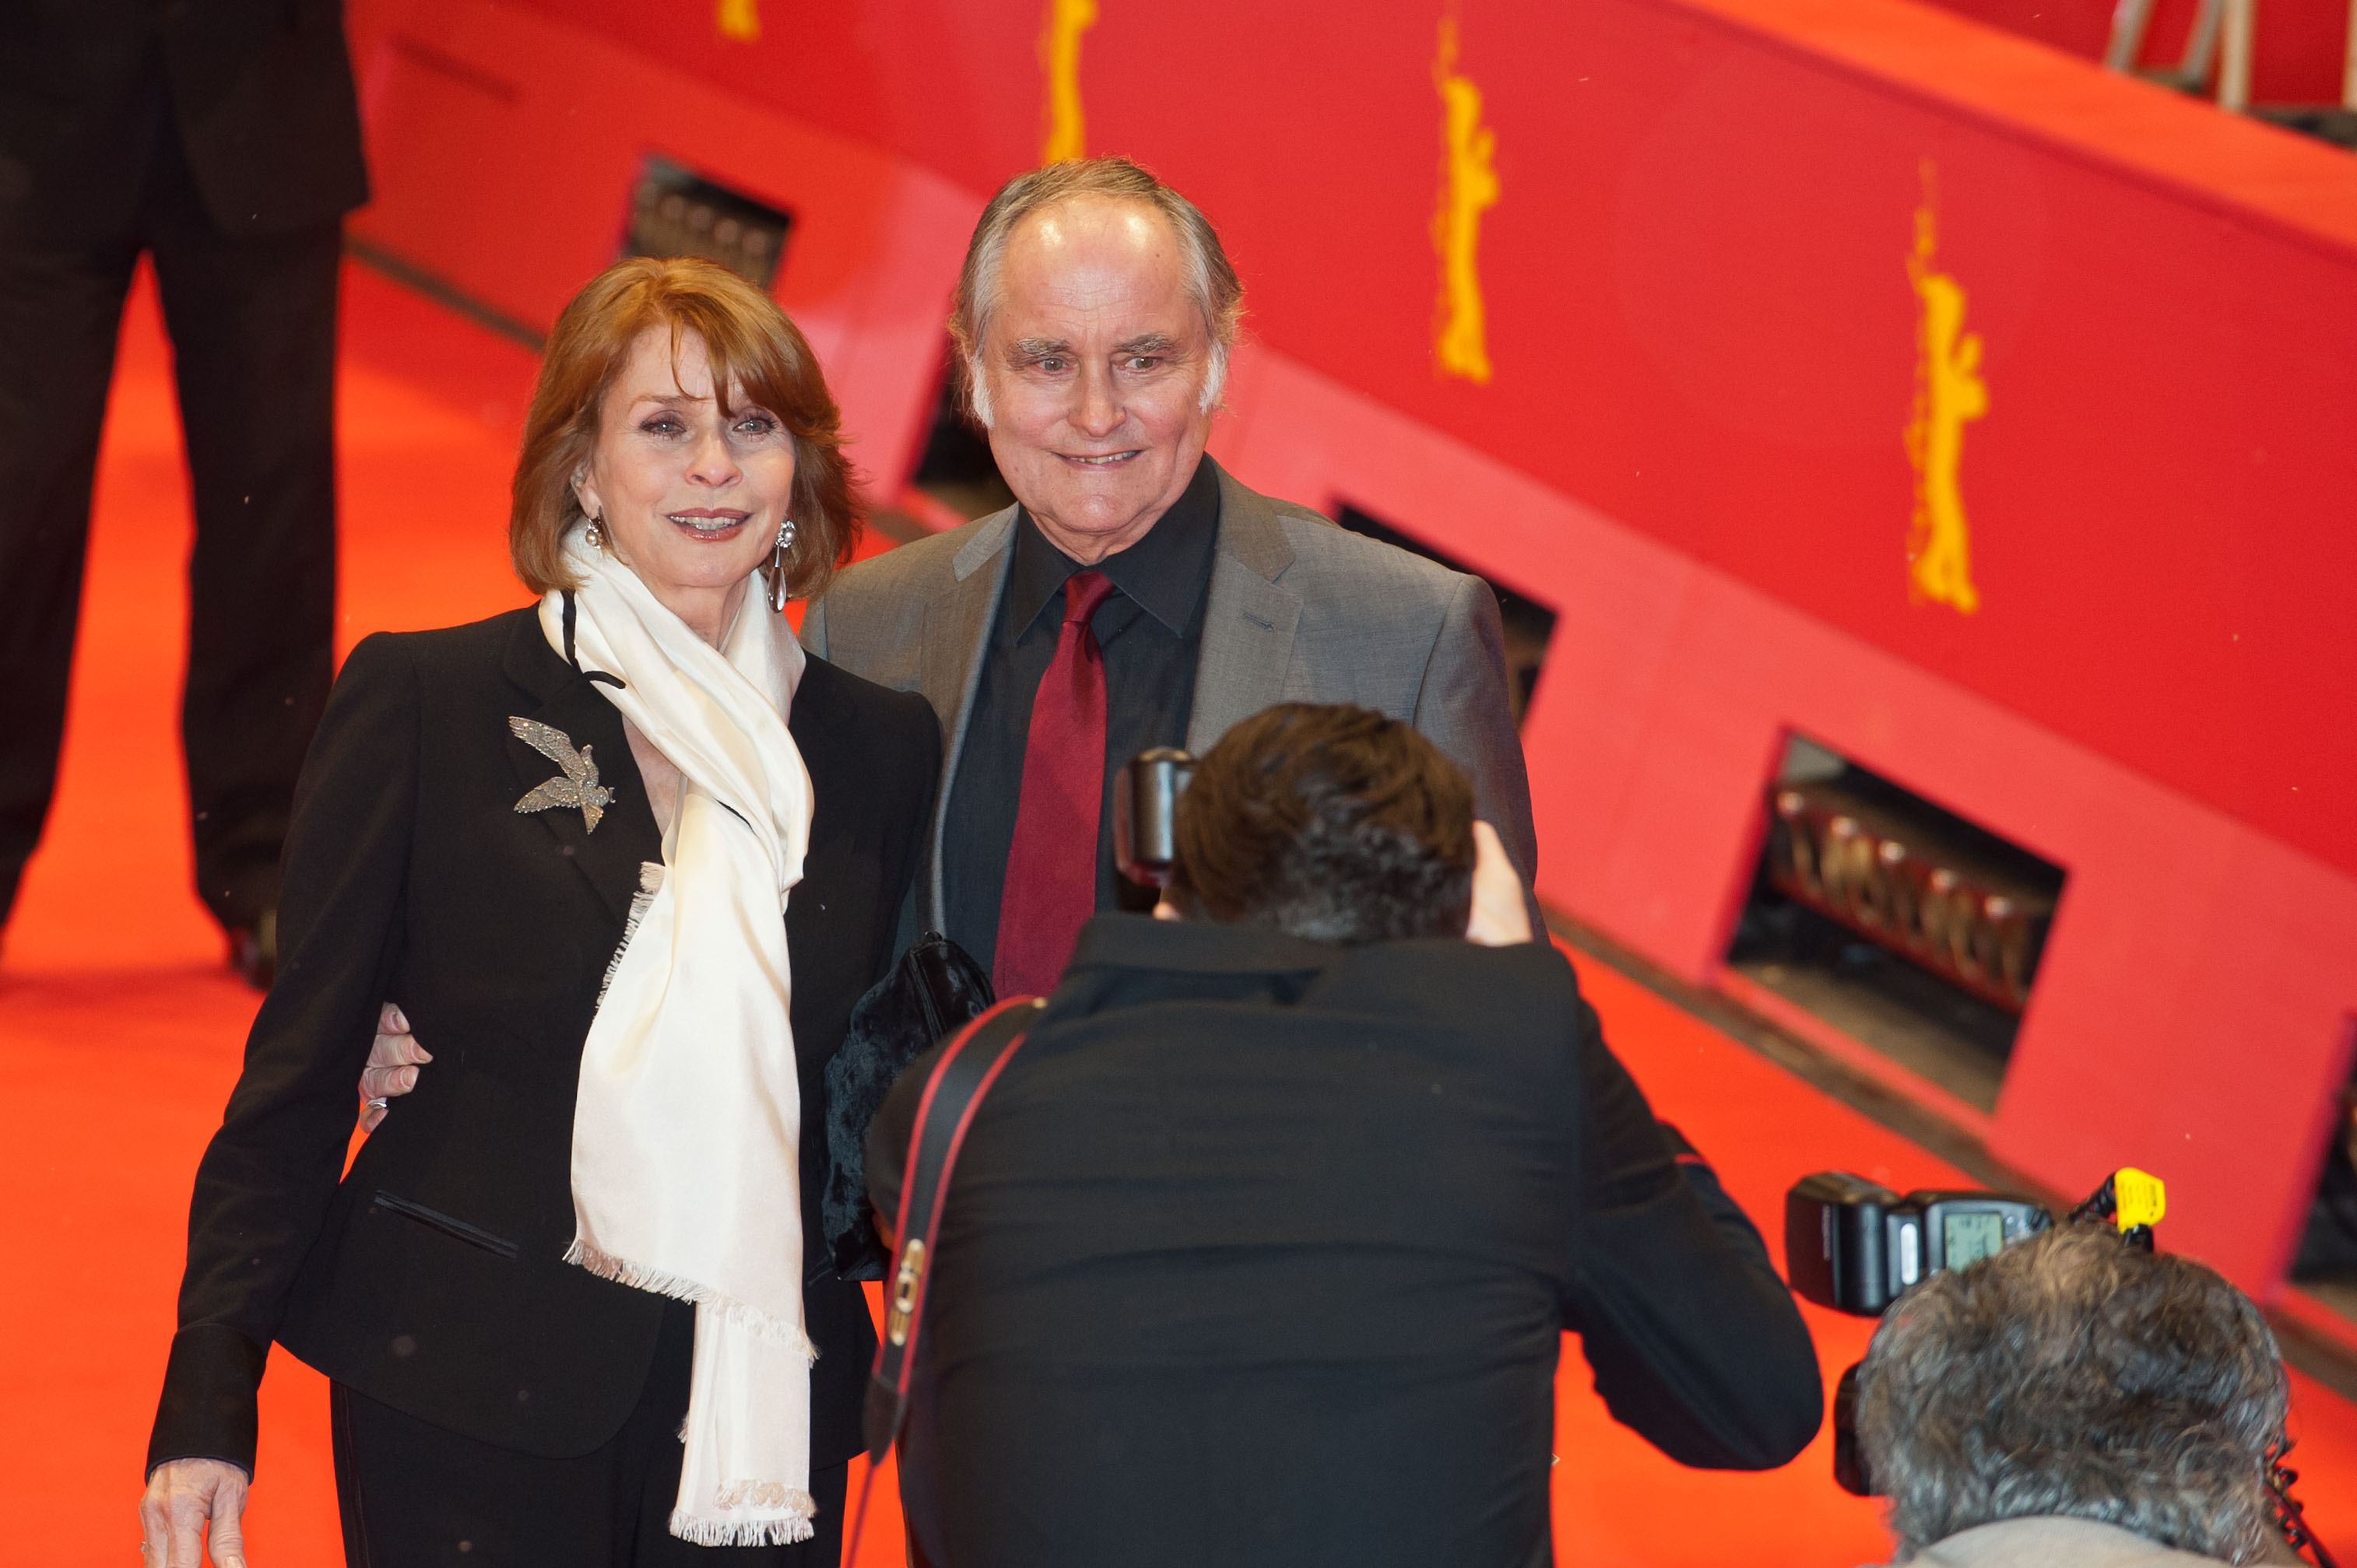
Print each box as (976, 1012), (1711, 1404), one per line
(227, 910), (277, 991)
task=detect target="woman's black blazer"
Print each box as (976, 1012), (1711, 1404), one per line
(149, 606), (939, 1476)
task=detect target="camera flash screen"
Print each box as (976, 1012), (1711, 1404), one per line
(1943, 1211), (2006, 1268)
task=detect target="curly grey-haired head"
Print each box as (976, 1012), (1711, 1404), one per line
(949, 156), (1243, 428)
(1856, 1225), (2289, 1564)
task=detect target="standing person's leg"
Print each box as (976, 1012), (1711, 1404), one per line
(331, 1380), (623, 1566)
(145, 130), (339, 967)
(0, 235), (141, 930)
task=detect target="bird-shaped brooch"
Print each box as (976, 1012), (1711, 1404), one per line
(509, 716), (614, 833)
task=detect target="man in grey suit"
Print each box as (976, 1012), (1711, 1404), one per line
(806, 156), (1537, 995)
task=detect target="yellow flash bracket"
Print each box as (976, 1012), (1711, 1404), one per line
(2113, 1167), (2166, 1230)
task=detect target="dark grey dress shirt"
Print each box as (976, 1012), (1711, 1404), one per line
(940, 456), (1221, 974)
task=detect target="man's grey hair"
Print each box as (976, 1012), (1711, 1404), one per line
(949, 156), (1244, 428)
(1856, 1225), (2289, 1564)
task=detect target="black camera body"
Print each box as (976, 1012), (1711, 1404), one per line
(1790, 1173), (2053, 1498)
(1113, 748), (1196, 888)
(1786, 1172), (2051, 1317)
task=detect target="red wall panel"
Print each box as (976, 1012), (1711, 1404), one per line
(450, 0), (2357, 886)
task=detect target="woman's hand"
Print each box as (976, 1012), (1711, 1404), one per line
(1465, 821), (1534, 947)
(358, 1001), (432, 1132)
(139, 1458), (250, 1567)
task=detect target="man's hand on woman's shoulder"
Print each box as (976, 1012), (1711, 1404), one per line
(358, 1001), (431, 1131)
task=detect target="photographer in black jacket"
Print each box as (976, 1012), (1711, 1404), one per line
(869, 702), (1823, 1568)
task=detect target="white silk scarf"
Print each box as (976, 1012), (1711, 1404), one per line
(540, 528), (817, 1545)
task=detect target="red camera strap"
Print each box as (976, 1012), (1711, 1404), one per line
(845, 995), (1043, 1561)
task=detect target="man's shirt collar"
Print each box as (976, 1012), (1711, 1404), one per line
(1005, 454), (1223, 637)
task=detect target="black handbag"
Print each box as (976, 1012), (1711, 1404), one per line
(819, 931), (994, 1280)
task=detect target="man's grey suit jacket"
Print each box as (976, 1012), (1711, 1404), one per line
(803, 459), (1540, 933)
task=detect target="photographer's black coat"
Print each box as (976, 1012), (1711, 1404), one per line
(870, 915), (1826, 1568)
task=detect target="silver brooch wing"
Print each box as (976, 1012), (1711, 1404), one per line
(508, 716), (615, 833)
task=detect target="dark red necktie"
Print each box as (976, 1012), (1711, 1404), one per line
(993, 570), (1119, 998)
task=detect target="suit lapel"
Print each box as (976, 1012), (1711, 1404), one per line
(499, 615), (664, 931)
(1187, 465), (1304, 753)
(919, 509), (1016, 928)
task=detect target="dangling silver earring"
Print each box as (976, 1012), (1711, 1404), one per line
(583, 514), (606, 549)
(767, 519), (798, 612)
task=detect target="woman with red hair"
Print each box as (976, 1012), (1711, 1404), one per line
(139, 256), (937, 1566)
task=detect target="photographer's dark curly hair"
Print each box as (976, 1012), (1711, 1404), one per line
(1856, 1225), (2289, 1563)
(1168, 703), (1474, 943)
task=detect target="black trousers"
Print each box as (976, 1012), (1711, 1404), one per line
(0, 101), (339, 931)
(332, 1300), (849, 1567)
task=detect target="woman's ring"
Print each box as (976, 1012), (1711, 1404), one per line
(364, 1097), (390, 1110)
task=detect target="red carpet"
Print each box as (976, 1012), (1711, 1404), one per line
(4, 261), (2350, 1565)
